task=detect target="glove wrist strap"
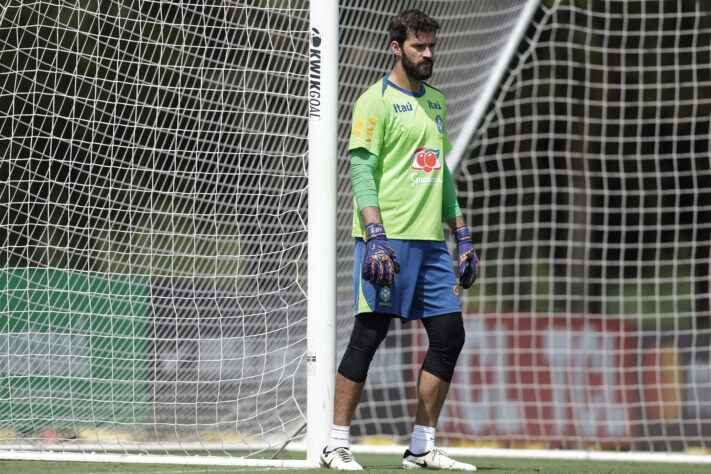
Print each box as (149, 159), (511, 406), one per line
(454, 225), (471, 244)
(365, 222), (387, 242)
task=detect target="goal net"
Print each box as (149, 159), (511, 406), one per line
(448, 0), (711, 456)
(0, 0), (534, 465)
(337, 0), (541, 444)
(0, 0), (311, 462)
(2, 0), (708, 466)
(341, 0), (711, 462)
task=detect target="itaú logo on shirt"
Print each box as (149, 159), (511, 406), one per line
(411, 147), (441, 173)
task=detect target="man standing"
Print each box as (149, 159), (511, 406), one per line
(320, 9), (478, 471)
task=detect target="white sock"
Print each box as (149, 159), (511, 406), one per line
(326, 424), (350, 451)
(409, 424), (435, 455)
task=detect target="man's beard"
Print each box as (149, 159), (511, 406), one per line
(401, 50), (433, 81)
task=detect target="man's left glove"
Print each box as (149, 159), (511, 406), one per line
(454, 225), (478, 289)
(362, 223), (400, 287)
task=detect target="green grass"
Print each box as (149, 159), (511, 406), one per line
(1, 452), (708, 473)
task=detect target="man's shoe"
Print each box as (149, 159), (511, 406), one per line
(402, 448), (477, 471)
(320, 447), (363, 470)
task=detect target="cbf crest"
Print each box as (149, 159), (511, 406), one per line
(378, 286), (392, 305)
(435, 115), (444, 134)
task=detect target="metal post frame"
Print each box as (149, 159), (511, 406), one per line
(306, 0), (339, 467)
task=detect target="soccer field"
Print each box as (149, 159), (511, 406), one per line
(1, 453), (708, 474)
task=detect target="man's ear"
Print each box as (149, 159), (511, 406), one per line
(390, 40), (401, 59)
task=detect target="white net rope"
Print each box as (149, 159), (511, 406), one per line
(6, 0), (707, 461)
(456, 0), (711, 451)
(1, 1), (309, 455)
(0, 0), (539, 458)
(337, 0), (536, 442)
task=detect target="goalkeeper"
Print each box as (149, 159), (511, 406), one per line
(320, 9), (478, 472)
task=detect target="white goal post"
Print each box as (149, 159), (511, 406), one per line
(306, 0), (338, 466)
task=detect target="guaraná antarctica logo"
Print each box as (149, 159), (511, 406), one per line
(411, 147), (442, 173)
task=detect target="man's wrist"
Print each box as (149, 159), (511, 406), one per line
(365, 222), (387, 242)
(453, 225), (471, 244)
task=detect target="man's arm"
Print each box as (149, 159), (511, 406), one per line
(442, 156), (462, 223)
(442, 161), (478, 288)
(446, 215), (466, 234)
(350, 147), (385, 227)
(350, 148), (399, 286)
(350, 147), (379, 217)
(360, 206), (382, 227)
(441, 158), (466, 234)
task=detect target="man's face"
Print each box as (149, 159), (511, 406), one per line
(399, 29), (436, 81)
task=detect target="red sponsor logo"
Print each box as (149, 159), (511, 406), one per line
(411, 147), (441, 173)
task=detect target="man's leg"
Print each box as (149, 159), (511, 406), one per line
(402, 312), (476, 470)
(333, 373), (365, 426)
(415, 312), (465, 428)
(321, 313), (393, 470)
(332, 312), (393, 426)
(414, 370), (450, 427)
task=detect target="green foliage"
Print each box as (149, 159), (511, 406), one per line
(462, 0), (711, 324)
(0, 1), (309, 285)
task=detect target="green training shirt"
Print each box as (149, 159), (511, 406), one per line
(349, 77), (456, 240)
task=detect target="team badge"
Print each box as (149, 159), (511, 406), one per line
(378, 287), (392, 304)
(411, 147), (442, 173)
(435, 115), (445, 134)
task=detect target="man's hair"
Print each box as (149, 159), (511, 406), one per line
(387, 9), (439, 47)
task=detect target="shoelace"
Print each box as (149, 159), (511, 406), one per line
(337, 448), (355, 462)
(430, 449), (455, 467)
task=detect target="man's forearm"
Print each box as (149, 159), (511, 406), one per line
(360, 206), (382, 227)
(447, 215), (466, 233)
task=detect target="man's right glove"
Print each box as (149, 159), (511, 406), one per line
(362, 223), (400, 287)
(454, 225), (478, 289)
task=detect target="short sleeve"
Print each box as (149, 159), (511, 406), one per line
(349, 92), (386, 156)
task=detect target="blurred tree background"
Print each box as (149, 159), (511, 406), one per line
(0, 1), (309, 286)
(0, 0), (313, 440)
(2, 0), (710, 328)
(459, 0), (711, 328)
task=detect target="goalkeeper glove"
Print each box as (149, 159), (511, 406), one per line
(454, 225), (478, 289)
(362, 223), (400, 287)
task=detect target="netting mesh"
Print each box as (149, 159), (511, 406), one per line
(336, 0), (535, 440)
(1, 1), (310, 454)
(455, 0), (711, 450)
(1, 0), (709, 461)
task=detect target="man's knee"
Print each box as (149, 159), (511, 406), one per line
(421, 312), (465, 383)
(337, 312), (394, 383)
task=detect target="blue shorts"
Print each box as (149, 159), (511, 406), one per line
(353, 238), (462, 321)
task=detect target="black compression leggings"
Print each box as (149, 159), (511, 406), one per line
(337, 312), (465, 383)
